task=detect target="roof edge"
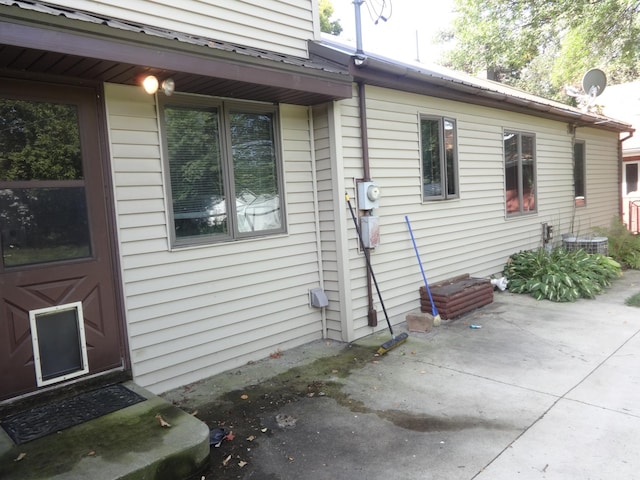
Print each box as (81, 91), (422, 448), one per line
(310, 40), (634, 134)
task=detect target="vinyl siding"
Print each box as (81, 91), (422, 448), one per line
(312, 103), (352, 341)
(105, 83), (324, 393)
(46, 0), (316, 57)
(339, 85), (621, 339)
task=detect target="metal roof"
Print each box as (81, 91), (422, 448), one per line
(0, 0), (353, 105)
(311, 38), (634, 133)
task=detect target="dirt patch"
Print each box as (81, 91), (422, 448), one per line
(172, 343), (376, 480)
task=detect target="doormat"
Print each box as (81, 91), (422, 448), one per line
(1, 383), (146, 445)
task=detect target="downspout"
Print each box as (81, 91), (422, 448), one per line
(308, 106), (327, 338)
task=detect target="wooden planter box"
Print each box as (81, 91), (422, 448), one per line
(420, 274), (493, 320)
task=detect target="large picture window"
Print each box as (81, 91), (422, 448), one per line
(574, 140), (586, 207)
(504, 130), (536, 216)
(420, 116), (458, 200)
(161, 96), (284, 245)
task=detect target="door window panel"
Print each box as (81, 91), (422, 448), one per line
(0, 99), (91, 267)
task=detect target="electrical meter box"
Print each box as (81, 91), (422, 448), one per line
(360, 215), (380, 249)
(358, 181), (380, 210)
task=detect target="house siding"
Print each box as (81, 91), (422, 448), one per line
(339, 85), (621, 339)
(105, 83), (325, 393)
(574, 129), (620, 231)
(45, 0), (316, 57)
(312, 102), (352, 341)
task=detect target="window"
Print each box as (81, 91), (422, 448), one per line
(0, 99), (91, 267)
(161, 96), (284, 245)
(625, 162), (638, 195)
(420, 116), (458, 200)
(574, 140), (586, 207)
(504, 130), (536, 215)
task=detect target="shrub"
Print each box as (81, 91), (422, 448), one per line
(503, 248), (621, 302)
(593, 218), (640, 269)
(626, 292), (640, 307)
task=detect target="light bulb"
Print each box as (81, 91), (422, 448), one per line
(142, 75), (159, 94)
(162, 78), (175, 96)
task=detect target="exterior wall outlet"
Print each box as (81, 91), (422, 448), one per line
(309, 288), (329, 308)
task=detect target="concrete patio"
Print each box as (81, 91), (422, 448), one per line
(1, 269), (639, 479)
(164, 269), (640, 479)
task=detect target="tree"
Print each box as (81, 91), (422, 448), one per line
(440, 0), (640, 101)
(319, 0), (343, 35)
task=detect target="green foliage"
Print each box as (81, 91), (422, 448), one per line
(319, 0), (343, 36)
(442, 0), (640, 100)
(594, 218), (640, 269)
(503, 248), (622, 302)
(626, 292), (640, 307)
(0, 99), (82, 180)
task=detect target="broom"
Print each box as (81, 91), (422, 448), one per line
(405, 216), (441, 325)
(346, 194), (408, 354)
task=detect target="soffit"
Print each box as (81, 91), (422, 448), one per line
(0, 1), (353, 105)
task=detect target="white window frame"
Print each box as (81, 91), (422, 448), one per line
(159, 94), (286, 247)
(504, 130), (537, 217)
(420, 115), (459, 201)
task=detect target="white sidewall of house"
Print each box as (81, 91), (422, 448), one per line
(44, 0), (315, 57)
(104, 83), (325, 393)
(338, 85), (620, 340)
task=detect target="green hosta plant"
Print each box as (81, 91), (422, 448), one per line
(503, 248), (621, 302)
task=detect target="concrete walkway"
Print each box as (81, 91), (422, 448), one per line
(166, 269), (640, 480)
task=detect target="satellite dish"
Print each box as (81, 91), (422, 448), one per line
(582, 69), (607, 97)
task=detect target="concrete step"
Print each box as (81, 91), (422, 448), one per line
(0, 382), (210, 480)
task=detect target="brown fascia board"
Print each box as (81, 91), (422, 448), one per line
(309, 42), (633, 134)
(0, 7), (352, 100)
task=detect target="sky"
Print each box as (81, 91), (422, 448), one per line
(328, 0), (457, 64)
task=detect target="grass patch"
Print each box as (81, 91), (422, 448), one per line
(626, 292), (640, 307)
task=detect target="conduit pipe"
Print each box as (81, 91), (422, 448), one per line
(357, 80), (377, 327)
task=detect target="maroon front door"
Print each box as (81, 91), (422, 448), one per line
(0, 79), (124, 400)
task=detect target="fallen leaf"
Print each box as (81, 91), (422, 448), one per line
(238, 460), (248, 468)
(190, 410), (198, 416)
(270, 349), (283, 359)
(14, 453), (26, 462)
(240, 394), (249, 400)
(225, 431), (235, 441)
(307, 392), (315, 397)
(87, 450), (96, 456)
(420, 370), (427, 374)
(261, 428), (268, 433)
(372, 360), (379, 364)
(331, 369), (339, 373)
(288, 456), (295, 462)
(155, 413), (171, 428)
(247, 435), (256, 441)
(222, 455), (232, 467)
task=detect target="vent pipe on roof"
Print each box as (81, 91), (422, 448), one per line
(354, 0), (364, 55)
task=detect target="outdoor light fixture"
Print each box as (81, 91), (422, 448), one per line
(142, 75), (175, 95)
(142, 75), (159, 94)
